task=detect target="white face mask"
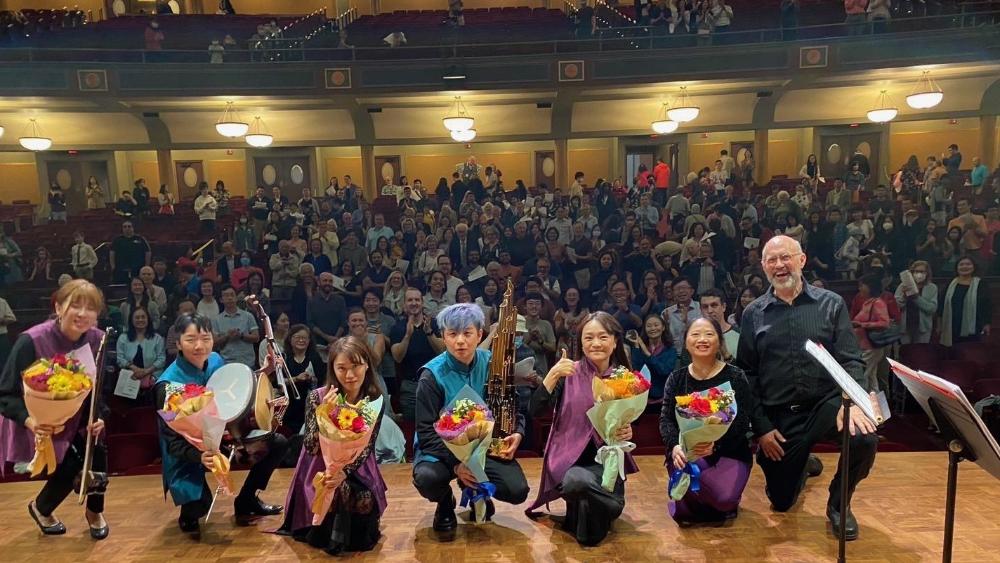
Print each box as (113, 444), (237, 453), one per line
(883, 223), (893, 231)
(912, 272), (927, 283)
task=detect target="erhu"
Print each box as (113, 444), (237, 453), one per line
(246, 294), (299, 423)
(486, 279), (518, 457)
(77, 327), (115, 504)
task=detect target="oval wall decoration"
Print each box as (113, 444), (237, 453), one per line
(262, 164), (277, 186)
(542, 157), (555, 178)
(381, 162), (395, 184)
(55, 169), (73, 191)
(182, 166), (199, 188)
(290, 164), (305, 185)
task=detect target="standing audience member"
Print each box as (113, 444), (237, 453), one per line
(213, 285), (260, 367)
(116, 306), (166, 399)
(939, 257), (991, 347)
(895, 261), (938, 345)
(194, 183), (219, 233)
(852, 276), (891, 392)
(48, 184), (67, 223)
(390, 288), (444, 421)
(110, 221), (151, 284)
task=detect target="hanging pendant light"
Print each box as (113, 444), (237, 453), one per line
(906, 71), (944, 110)
(450, 128), (477, 142)
(666, 86), (699, 123)
(866, 90), (898, 123)
(0, 124), (5, 139)
(215, 101), (249, 138)
(442, 96), (474, 132)
(651, 102), (679, 134)
(18, 119), (52, 151)
(244, 116), (274, 147)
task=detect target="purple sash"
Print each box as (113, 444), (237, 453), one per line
(526, 358), (638, 514)
(0, 319), (103, 471)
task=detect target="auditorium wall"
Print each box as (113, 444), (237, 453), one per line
(888, 119), (982, 170)
(0, 152), (40, 204)
(685, 129), (806, 179)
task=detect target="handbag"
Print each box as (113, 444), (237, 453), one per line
(866, 303), (902, 347)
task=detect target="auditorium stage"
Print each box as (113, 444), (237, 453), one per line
(1, 452), (996, 562)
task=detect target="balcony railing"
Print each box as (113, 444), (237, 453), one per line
(0, 9), (996, 64)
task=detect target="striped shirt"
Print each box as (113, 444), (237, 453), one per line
(737, 280), (865, 435)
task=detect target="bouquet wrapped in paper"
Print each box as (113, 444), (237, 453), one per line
(586, 366), (650, 491)
(668, 382), (737, 500)
(310, 393), (383, 525)
(433, 386), (495, 523)
(21, 345), (96, 476)
(157, 383), (232, 495)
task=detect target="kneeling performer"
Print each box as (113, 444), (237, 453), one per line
(156, 313), (288, 535)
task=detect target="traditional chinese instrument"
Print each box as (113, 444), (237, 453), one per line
(77, 327), (114, 504)
(486, 278), (518, 456)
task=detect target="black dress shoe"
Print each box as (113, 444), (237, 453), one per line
(235, 496), (284, 526)
(807, 455), (824, 478)
(826, 504), (859, 541)
(178, 517), (200, 534)
(28, 502), (66, 535)
(86, 514), (110, 540)
(433, 495), (458, 533)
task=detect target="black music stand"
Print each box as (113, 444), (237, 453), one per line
(891, 361), (1000, 563)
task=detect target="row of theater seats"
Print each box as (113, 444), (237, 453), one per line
(1, 8), (87, 41)
(899, 342), (1000, 404)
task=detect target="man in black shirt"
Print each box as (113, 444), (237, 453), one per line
(109, 221), (151, 283)
(738, 235), (877, 541)
(390, 288), (444, 421)
(248, 187), (273, 242)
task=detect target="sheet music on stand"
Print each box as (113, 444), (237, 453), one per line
(889, 358), (1000, 480)
(805, 340), (883, 423)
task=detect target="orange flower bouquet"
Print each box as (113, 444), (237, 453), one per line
(586, 366), (651, 491)
(22, 345), (97, 476)
(157, 383), (231, 495)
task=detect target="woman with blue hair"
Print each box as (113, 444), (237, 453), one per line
(411, 303), (529, 539)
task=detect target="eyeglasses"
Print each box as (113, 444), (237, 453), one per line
(763, 252), (802, 267)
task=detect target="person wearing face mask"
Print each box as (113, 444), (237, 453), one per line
(852, 276), (892, 392)
(0, 281), (110, 539)
(233, 214), (257, 254)
(872, 216), (908, 274)
(661, 317), (753, 523)
(895, 261), (938, 344)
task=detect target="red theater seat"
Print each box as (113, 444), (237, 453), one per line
(107, 433), (161, 474)
(935, 360), (983, 394)
(898, 343), (944, 373)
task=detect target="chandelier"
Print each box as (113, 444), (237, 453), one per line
(244, 116), (274, 147)
(442, 96), (474, 132)
(866, 90), (898, 123)
(666, 86), (699, 123)
(215, 101), (249, 138)
(905, 71), (944, 110)
(18, 119), (52, 151)
(450, 128), (477, 142)
(651, 102), (679, 134)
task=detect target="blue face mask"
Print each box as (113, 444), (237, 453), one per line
(514, 336), (524, 348)
(240, 257), (251, 267)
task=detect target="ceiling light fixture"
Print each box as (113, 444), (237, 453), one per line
(18, 119), (52, 151)
(244, 116), (274, 147)
(906, 71), (944, 109)
(666, 86), (699, 123)
(442, 96), (474, 132)
(651, 103), (679, 134)
(866, 90), (898, 123)
(215, 101), (249, 138)
(0, 124), (4, 139)
(450, 128), (477, 142)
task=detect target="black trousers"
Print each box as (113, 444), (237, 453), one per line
(412, 458), (529, 506)
(757, 398), (878, 512)
(36, 434), (106, 516)
(179, 433), (289, 521)
(560, 462), (625, 546)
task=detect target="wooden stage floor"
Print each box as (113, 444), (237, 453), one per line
(0, 452), (997, 563)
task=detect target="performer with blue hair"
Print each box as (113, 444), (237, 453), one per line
(411, 303), (529, 539)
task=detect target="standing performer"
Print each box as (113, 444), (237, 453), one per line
(412, 303), (529, 538)
(0, 280), (109, 539)
(526, 311), (637, 546)
(156, 313), (288, 535)
(738, 236), (878, 540)
(278, 336), (387, 555)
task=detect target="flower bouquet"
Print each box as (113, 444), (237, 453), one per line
(586, 365), (651, 491)
(157, 383), (232, 495)
(22, 346), (96, 477)
(310, 392), (383, 525)
(434, 385), (495, 523)
(668, 382), (737, 500)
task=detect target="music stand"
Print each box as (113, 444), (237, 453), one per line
(806, 341), (884, 563)
(890, 359), (1000, 563)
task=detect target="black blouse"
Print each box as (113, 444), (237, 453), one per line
(658, 363), (754, 464)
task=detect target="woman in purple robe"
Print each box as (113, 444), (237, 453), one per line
(277, 336), (387, 555)
(0, 280), (109, 539)
(526, 311), (638, 546)
(660, 317), (753, 523)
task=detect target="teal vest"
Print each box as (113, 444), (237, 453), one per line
(157, 352), (225, 505)
(414, 348), (491, 464)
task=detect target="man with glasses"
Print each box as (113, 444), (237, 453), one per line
(738, 235), (877, 541)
